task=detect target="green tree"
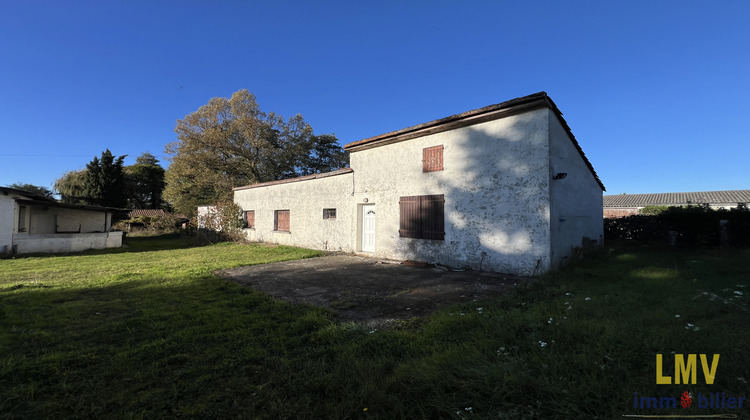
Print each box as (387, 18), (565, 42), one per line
(6, 183), (55, 199)
(164, 89), (348, 216)
(301, 134), (350, 175)
(83, 149), (127, 208)
(54, 170), (88, 204)
(125, 152), (166, 209)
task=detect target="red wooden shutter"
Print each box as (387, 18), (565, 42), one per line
(423, 145), (444, 172)
(245, 210), (255, 229)
(275, 210), (290, 231)
(399, 196), (420, 238)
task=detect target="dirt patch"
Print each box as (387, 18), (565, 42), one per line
(216, 255), (533, 327)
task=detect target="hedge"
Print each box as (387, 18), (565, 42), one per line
(604, 205), (750, 247)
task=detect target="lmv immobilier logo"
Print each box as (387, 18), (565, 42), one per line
(655, 353), (720, 385)
(624, 353), (747, 418)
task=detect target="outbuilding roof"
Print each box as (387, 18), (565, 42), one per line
(0, 186), (56, 202)
(1, 186), (124, 212)
(603, 190), (750, 208)
(343, 92), (604, 191)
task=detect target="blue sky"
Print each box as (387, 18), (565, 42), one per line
(1, 1), (748, 195)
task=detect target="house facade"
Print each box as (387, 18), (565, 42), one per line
(1, 187), (124, 255)
(234, 92), (604, 276)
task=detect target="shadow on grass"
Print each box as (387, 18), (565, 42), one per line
(0, 274), (336, 418)
(117, 233), (200, 253)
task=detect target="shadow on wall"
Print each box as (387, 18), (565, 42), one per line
(393, 119), (554, 276)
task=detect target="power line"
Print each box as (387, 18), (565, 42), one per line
(0, 154), (94, 157)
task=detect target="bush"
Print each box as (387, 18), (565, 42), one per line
(638, 205), (670, 215)
(196, 201), (245, 243)
(113, 213), (184, 236)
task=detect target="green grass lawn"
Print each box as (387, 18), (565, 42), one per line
(1, 237), (748, 419)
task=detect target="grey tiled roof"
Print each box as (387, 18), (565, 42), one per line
(128, 209), (188, 219)
(604, 190), (750, 208)
(129, 209), (168, 217)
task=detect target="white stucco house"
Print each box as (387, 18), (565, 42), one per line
(234, 92), (604, 276)
(0, 187), (124, 255)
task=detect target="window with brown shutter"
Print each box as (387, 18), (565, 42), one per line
(423, 145), (444, 172)
(399, 194), (445, 240)
(399, 196), (420, 238)
(244, 210), (255, 229)
(274, 210), (290, 232)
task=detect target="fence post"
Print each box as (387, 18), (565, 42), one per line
(719, 219), (730, 246)
(668, 230), (678, 247)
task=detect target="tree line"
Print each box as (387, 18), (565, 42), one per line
(8, 89), (349, 216)
(54, 151), (165, 209)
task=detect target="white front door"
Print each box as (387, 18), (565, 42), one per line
(361, 204), (376, 252)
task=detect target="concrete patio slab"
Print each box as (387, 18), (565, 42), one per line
(216, 254), (533, 327)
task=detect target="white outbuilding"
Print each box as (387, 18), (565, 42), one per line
(1, 187), (124, 255)
(234, 92), (604, 276)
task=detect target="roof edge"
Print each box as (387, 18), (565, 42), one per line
(0, 186), (57, 202)
(233, 167), (353, 191)
(14, 198), (125, 212)
(603, 190), (750, 208)
(343, 92), (605, 191)
(2, 186), (125, 211)
(344, 92), (550, 152)
(545, 96), (605, 191)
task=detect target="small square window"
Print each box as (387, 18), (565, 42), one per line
(323, 208), (336, 219)
(423, 145), (444, 172)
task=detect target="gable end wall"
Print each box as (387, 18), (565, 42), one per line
(548, 109), (604, 267)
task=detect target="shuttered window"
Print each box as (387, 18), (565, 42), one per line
(399, 194), (445, 240)
(274, 210), (290, 232)
(244, 210), (255, 229)
(423, 145), (444, 172)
